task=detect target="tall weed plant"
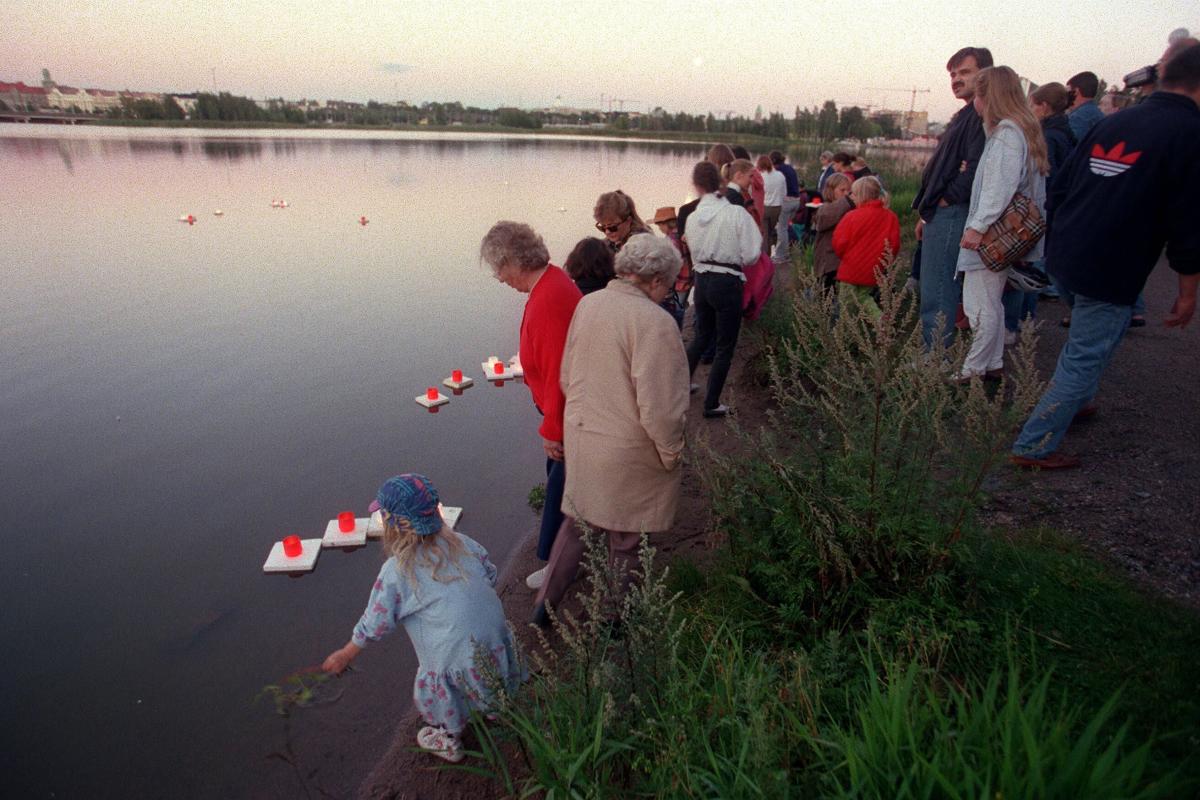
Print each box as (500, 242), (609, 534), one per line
(704, 258), (1045, 641)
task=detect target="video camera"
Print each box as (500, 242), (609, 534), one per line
(1123, 27), (1192, 89)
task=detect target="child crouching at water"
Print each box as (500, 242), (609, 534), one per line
(832, 176), (900, 321)
(322, 473), (524, 763)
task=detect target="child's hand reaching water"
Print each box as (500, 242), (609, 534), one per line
(322, 641), (361, 675)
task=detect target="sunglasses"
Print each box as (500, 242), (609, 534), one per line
(595, 217), (628, 234)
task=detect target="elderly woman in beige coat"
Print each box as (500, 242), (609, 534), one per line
(531, 233), (689, 626)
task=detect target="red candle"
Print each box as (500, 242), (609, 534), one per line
(493, 362), (504, 375)
(338, 511), (355, 533)
(283, 535), (302, 558)
(426, 387), (438, 400)
(451, 369), (463, 383)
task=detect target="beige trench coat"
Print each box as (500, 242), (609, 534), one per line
(559, 280), (689, 532)
(811, 196), (855, 278)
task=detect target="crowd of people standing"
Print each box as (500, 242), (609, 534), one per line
(318, 35), (1200, 764)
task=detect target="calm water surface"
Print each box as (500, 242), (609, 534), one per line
(0, 126), (706, 798)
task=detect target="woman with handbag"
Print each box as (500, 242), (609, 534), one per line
(957, 65), (1049, 380)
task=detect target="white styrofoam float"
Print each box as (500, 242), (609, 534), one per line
(263, 538), (322, 573)
(506, 355), (524, 378)
(322, 517), (368, 548)
(481, 357), (517, 381)
(443, 371), (475, 391)
(364, 506), (462, 537)
(415, 390), (450, 409)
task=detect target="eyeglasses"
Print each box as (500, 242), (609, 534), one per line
(595, 217), (628, 234)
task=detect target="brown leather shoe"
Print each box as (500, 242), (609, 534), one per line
(1072, 404), (1098, 423)
(1009, 452), (1081, 470)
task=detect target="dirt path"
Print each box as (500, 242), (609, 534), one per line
(354, 259), (1199, 798)
(984, 259), (1200, 607)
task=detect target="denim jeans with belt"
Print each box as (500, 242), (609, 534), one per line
(918, 203), (968, 350)
(686, 271), (743, 411)
(1012, 294), (1132, 458)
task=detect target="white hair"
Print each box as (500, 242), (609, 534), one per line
(613, 233), (681, 284)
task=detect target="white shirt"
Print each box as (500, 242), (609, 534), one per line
(683, 193), (762, 282)
(761, 169), (787, 206)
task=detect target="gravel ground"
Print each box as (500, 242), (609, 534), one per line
(983, 259), (1200, 607)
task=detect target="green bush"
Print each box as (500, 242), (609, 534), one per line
(704, 260), (1044, 641)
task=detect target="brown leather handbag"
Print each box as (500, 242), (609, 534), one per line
(979, 192), (1045, 272)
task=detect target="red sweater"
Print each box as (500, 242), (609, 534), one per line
(519, 265), (581, 443)
(832, 200), (900, 287)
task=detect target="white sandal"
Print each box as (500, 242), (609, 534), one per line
(416, 725), (464, 763)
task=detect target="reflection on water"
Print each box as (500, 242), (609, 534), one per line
(0, 124), (715, 799)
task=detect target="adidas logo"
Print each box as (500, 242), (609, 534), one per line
(1089, 142), (1141, 177)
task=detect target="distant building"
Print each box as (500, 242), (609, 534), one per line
(172, 93), (199, 117)
(85, 88), (121, 112)
(46, 85), (87, 111)
(0, 81), (49, 111)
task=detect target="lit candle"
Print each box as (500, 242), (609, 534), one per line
(426, 387), (438, 400)
(494, 362), (504, 375)
(338, 511), (355, 533)
(283, 535), (302, 558)
(451, 369), (463, 383)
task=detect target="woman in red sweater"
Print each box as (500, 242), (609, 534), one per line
(832, 177), (900, 321)
(480, 221), (582, 590)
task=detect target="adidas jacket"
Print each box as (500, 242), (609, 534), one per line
(1046, 91), (1200, 305)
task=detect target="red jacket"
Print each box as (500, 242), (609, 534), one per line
(519, 265), (581, 443)
(832, 200), (900, 287)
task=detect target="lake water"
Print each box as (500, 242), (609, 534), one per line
(0, 126), (712, 799)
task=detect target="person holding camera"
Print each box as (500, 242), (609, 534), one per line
(1065, 71), (1105, 140)
(1010, 43), (1200, 469)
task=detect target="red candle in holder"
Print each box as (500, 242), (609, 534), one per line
(338, 511), (355, 532)
(426, 387), (438, 400)
(451, 369), (463, 383)
(493, 361), (504, 375)
(283, 535), (302, 558)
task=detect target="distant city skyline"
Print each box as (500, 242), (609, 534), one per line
(3, 0), (1195, 124)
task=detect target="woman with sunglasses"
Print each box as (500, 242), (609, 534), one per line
(593, 190), (650, 253)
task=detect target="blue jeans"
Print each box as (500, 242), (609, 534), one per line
(1012, 294), (1132, 458)
(918, 204), (968, 349)
(536, 457), (566, 561)
(686, 271), (743, 411)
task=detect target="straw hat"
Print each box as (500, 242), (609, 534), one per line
(650, 206), (677, 224)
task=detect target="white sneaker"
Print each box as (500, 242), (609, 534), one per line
(416, 726), (464, 763)
(1004, 330), (1017, 346)
(525, 566), (547, 590)
(689, 383), (700, 395)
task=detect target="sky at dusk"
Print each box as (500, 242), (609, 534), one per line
(3, 0), (1195, 123)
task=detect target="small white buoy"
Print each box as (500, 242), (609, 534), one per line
(557, 207), (567, 213)
(213, 209), (224, 216)
(279, 200), (289, 208)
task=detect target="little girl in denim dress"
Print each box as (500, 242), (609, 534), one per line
(322, 473), (524, 762)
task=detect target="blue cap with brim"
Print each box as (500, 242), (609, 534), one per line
(374, 473), (443, 536)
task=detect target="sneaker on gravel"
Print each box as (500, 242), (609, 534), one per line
(525, 566), (547, 590)
(702, 404), (730, 419)
(416, 726), (464, 763)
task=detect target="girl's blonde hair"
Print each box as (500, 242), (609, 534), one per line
(382, 513), (467, 585)
(850, 175), (889, 207)
(823, 172), (852, 197)
(975, 66), (1050, 176)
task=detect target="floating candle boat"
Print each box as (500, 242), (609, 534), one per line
(323, 515), (367, 548)
(416, 388), (450, 409)
(443, 369), (474, 391)
(178, 214), (196, 224)
(359, 216), (369, 226)
(263, 536), (322, 573)
(482, 358), (516, 381)
(213, 209), (224, 216)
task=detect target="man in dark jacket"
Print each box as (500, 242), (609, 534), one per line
(1011, 44), (1200, 469)
(912, 46), (992, 349)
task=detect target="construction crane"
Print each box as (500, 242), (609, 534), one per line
(864, 87), (931, 136)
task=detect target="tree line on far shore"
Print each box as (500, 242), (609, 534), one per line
(81, 90), (901, 139)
